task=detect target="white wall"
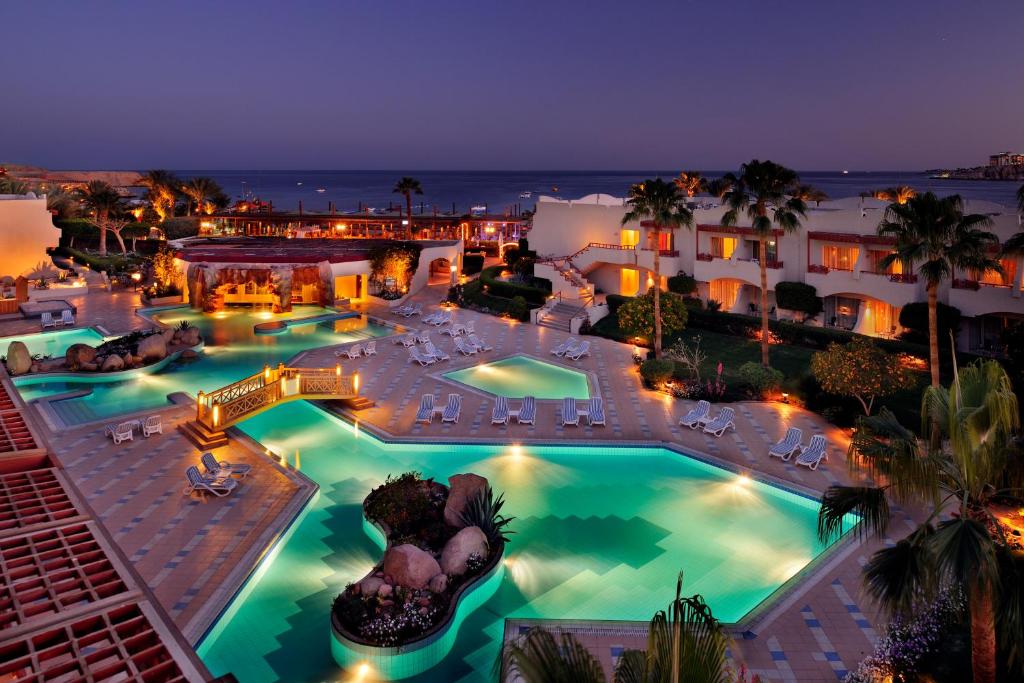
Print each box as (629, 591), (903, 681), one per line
(0, 196), (60, 278)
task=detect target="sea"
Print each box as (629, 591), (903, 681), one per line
(174, 170), (1022, 215)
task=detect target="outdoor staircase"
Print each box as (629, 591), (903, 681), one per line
(179, 421), (229, 450)
(537, 299), (590, 332)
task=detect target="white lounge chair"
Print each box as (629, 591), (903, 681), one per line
(516, 396), (536, 425)
(561, 397), (580, 427)
(467, 334), (493, 352)
(441, 394), (462, 423)
(142, 415), (162, 437)
(408, 347), (437, 366)
(341, 344), (363, 359)
(41, 312), (57, 329)
(399, 333), (417, 347)
(111, 422), (134, 444)
(454, 338), (478, 356)
(795, 435), (829, 470)
(429, 312), (452, 327)
(441, 324), (464, 337)
(415, 394), (435, 423)
(679, 400), (711, 429)
(416, 331), (432, 345)
(768, 427), (803, 461)
(183, 465), (237, 498)
(587, 396), (606, 426)
(364, 341), (377, 356)
(464, 320), (475, 335)
(422, 311), (441, 325)
(60, 309), (75, 326)
(551, 338), (577, 356)
(201, 452), (251, 479)
(424, 341), (450, 362)
(566, 340), (591, 360)
(491, 396), (510, 425)
(702, 407), (736, 437)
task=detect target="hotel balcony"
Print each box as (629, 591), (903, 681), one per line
(636, 247), (681, 274)
(949, 279), (1024, 317)
(805, 266), (921, 308)
(693, 255), (785, 290)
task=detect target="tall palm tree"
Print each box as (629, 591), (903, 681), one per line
(622, 179), (694, 358)
(878, 193), (999, 386)
(392, 177), (423, 239)
(792, 183), (828, 207)
(817, 359), (1023, 683)
(720, 160), (807, 368)
(75, 180), (122, 255)
(180, 177), (224, 216)
(869, 185), (917, 205)
(503, 572), (728, 683)
(140, 169), (180, 222)
(704, 177), (733, 200)
(674, 171), (706, 198)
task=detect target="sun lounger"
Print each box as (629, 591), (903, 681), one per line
(464, 320), (475, 335)
(514, 396), (536, 425)
(41, 312), (57, 329)
(566, 340), (590, 360)
(454, 338), (478, 356)
(794, 435), (829, 470)
(424, 341), (450, 362)
(336, 344), (362, 359)
(60, 309), (75, 326)
(551, 338), (577, 356)
(111, 421), (134, 444)
(183, 465), (237, 498)
(441, 393), (462, 423)
(408, 347), (437, 366)
(491, 396), (509, 425)
(429, 312), (452, 327)
(587, 396), (606, 426)
(678, 400), (711, 429)
(415, 394), (435, 423)
(561, 397), (580, 427)
(416, 331), (431, 345)
(702, 407), (736, 437)
(467, 334), (493, 352)
(201, 452), (251, 479)
(142, 415), (162, 437)
(768, 427), (802, 460)
(399, 333), (417, 347)
(364, 341), (377, 356)
(441, 324), (464, 337)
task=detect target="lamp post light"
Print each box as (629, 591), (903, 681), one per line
(450, 264), (457, 286)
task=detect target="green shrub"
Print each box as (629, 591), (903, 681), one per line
(667, 272), (697, 295)
(618, 289), (689, 341)
(606, 294), (632, 314)
(509, 296), (528, 321)
(479, 265), (550, 304)
(737, 362), (784, 396)
(774, 281), (822, 319)
(898, 302), (961, 345)
(161, 217), (200, 240)
(502, 246), (520, 265)
(462, 253), (484, 275)
(639, 358), (675, 385)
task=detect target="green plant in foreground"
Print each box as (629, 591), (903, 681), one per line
(459, 486), (514, 546)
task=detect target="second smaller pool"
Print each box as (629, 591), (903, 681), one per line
(443, 354), (590, 399)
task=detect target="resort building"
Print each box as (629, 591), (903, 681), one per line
(0, 191), (60, 281)
(530, 194), (1024, 352)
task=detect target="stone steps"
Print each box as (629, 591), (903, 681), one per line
(178, 421), (228, 450)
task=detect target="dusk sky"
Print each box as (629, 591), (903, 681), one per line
(3, 0), (1022, 171)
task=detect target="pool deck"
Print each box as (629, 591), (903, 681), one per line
(0, 284), (919, 682)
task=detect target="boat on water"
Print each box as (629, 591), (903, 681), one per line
(519, 191), (532, 199)
(316, 188), (326, 193)
(296, 182), (303, 186)
(842, 170), (849, 175)
(470, 205), (487, 215)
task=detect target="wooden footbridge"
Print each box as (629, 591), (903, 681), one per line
(181, 363), (363, 449)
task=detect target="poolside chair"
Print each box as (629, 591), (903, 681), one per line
(561, 397), (580, 427)
(142, 414), (162, 437)
(794, 435), (829, 470)
(408, 347), (437, 366)
(364, 341), (377, 356)
(454, 338), (478, 356)
(399, 333), (417, 347)
(408, 303), (423, 317)
(467, 334), (493, 352)
(441, 324), (464, 337)
(440, 394), (462, 423)
(515, 396), (536, 425)
(587, 396), (606, 426)
(566, 340), (591, 361)
(111, 422), (134, 444)
(40, 312), (57, 329)
(702, 407), (736, 437)
(60, 309), (75, 326)
(415, 394), (435, 423)
(393, 304), (411, 316)
(464, 320), (475, 335)
(551, 338), (577, 356)
(183, 465), (237, 498)
(678, 400), (711, 429)
(201, 452), (252, 479)
(491, 396), (510, 425)
(336, 344), (362, 359)
(416, 331), (431, 345)
(424, 341), (450, 362)
(768, 427), (803, 461)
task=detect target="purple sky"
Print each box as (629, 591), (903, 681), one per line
(3, 0), (1022, 171)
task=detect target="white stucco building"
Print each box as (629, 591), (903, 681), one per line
(0, 193), (60, 279)
(529, 194), (1024, 352)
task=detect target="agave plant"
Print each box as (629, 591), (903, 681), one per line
(176, 319), (194, 331)
(459, 485), (514, 546)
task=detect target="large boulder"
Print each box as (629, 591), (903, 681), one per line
(136, 333), (167, 363)
(101, 354), (124, 372)
(382, 544), (442, 590)
(65, 343), (97, 370)
(357, 576), (384, 596)
(440, 526), (489, 577)
(5, 341), (31, 376)
(444, 473), (488, 527)
(428, 573), (448, 593)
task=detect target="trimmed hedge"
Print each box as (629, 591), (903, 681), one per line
(640, 358), (675, 384)
(51, 246), (143, 274)
(606, 294), (631, 314)
(667, 272), (697, 295)
(478, 265), (551, 305)
(462, 253), (485, 275)
(459, 280), (535, 321)
(898, 302), (961, 346)
(774, 281), (822, 318)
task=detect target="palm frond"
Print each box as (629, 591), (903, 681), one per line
(611, 649), (647, 683)
(863, 524), (937, 617)
(818, 486), (890, 542)
(931, 517), (999, 589)
(502, 627), (606, 683)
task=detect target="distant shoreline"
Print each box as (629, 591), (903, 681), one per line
(926, 166), (1024, 182)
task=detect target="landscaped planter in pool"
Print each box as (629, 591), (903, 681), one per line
(443, 354), (591, 399)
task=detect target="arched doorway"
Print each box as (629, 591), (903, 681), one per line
(429, 257), (452, 285)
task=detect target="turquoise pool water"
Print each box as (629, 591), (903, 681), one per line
(13, 306), (397, 424)
(443, 355), (591, 399)
(198, 401), (854, 683)
(0, 327), (107, 359)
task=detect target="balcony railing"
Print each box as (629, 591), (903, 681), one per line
(640, 248), (680, 257)
(808, 264), (829, 274)
(952, 279), (980, 290)
(696, 253), (714, 262)
(887, 272), (918, 284)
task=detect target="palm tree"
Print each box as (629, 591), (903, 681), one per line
(392, 177), (423, 239)
(622, 179), (694, 358)
(704, 178), (733, 200)
(503, 572), (728, 683)
(180, 177), (224, 216)
(1000, 184), (1024, 256)
(817, 359), (1023, 683)
(720, 160), (807, 368)
(75, 180), (122, 256)
(868, 185), (917, 205)
(878, 193), (999, 386)
(674, 171), (706, 198)
(792, 184), (828, 207)
(140, 169), (180, 222)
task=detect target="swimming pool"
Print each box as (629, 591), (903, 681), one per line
(443, 355), (591, 399)
(198, 401), (855, 683)
(13, 306), (398, 425)
(0, 327), (107, 359)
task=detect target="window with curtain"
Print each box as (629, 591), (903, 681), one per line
(866, 249), (902, 274)
(711, 236), (737, 258)
(975, 258), (1017, 286)
(822, 245), (858, 271)
(709, 279), (742, 310)
(620, 229), (639, 248)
